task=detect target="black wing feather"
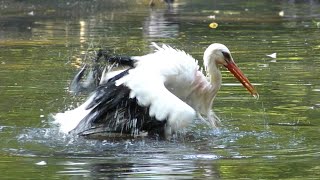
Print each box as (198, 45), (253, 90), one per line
(71, 68), (167, 137)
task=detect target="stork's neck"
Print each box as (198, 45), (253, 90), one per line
(188, 62), (221, 117)
(197, 57), (222, 116)
(206, 60), (222, 98)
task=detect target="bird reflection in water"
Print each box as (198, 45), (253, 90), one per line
(144, 0), (179, 39)
(149, 0), (175, 8)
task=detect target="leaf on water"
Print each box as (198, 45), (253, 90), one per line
(28, 11), (34, 16)
(266, 53), (277, 59)
(209, 22), (218, 29)
(279, 10), (284, 17)
(312, 20), (320, 28)
(35, 161), (47, 166)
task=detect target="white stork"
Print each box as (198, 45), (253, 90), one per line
(53, 43), (258, 139)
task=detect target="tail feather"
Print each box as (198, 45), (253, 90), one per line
(53, 95), (94, 134)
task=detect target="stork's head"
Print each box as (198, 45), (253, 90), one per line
(203, 43), (259, 99)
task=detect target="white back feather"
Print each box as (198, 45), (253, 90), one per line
(116, 43), (200, 133)
(53, 95), (94, 133)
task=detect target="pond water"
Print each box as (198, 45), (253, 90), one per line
(1, 0), (320, 179)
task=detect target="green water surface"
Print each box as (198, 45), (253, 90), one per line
(0, 0), (319, 179)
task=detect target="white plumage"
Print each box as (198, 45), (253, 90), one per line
(53, 43), (258, 139)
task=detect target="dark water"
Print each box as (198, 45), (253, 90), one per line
(1, 0), (320, 179)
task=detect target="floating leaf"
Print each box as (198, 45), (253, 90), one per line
(312, 20), (320, 28)
(209, 22), (218, 29)
(267, 53), (277, 59)
(35, 161), (47, 166)
(279, 10), (284, 17)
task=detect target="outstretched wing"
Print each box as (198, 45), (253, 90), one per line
(116, 67), (197, 135)
(69, 43), (199, 137)
(71, 69), (167, 137)
(71, 68), (197, 137)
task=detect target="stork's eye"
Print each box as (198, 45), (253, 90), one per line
(222, 51), (231, 62)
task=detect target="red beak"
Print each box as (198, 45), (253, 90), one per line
(225, 61), (259, 99)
